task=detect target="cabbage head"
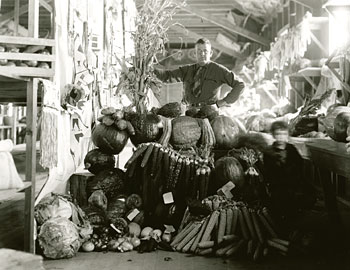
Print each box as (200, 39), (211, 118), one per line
(38, 217), (81, 259)
(34, 193), (72, 225)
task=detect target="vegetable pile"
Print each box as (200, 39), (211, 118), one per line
(35, 193), (93, 259)
(92, 107), (135, 154)
(171, 195), (289, 261)
(125, 142), (213, 215)
(0, 44), (52, 68)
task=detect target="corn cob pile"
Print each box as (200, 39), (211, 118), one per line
(171, 195), (290, 261)
(125, 142), (213, 212)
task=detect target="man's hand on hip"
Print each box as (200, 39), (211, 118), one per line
(216, 99), (229, 108)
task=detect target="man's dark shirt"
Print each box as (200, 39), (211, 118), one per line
(154, 61), (245, 105)
(263, 142), (303, 191)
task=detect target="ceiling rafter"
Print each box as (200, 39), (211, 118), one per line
(174, 1), (269, 46)
(170, 24), (245, 59)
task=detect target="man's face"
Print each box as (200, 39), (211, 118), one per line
(195, 43), (212, 66)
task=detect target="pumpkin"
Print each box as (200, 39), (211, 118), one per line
(211, 156), (245, 193)
(333, 112), (350, 142)
(196, 105), (219, 121)
(84, 148), (115, 174)
(86, 168), (125, 200)
(126, 113), (162, 146)
(211, 115), (246, 150)
(91, 123), (129, 154)
(170, 116), (202, 149)
(155, 102), (182, 118)
(106, 197), (127, 223)
(320, 106), (350, 140)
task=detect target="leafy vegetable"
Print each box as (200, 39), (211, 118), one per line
(38, 217), (81, 259)
(34, 193), (73, 225)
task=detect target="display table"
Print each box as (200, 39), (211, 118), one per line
(290, 138), (350, 224)
(305, 139), (349, 224)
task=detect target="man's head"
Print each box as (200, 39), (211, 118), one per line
(271, 120), (289, 145)
(195, 38), (213, 66)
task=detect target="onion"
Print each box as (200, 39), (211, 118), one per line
(82, 241), (95, 252)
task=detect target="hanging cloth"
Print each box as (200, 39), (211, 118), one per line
(39, 79), (60, 169)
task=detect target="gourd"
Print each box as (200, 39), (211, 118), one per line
(127, 112), (163, 146)
(170, 116), (202, 149)
(84, 148), (115, 174)
(333, 112), (350, 142)
(154, 102), (182, 118)
(211, 116), (246, 150)
(321, 106), (350, 140)
(91, 123), (129, 154)
(212, 156), (245, 192)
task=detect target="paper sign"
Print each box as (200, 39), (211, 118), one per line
(217, 181), (235, 199)
(217, 188), (233, 199)
(164, 225), (176, 233)
(127, 208), (140, 221)
(163, 192), (174, 204)
(221, 181), (235, 191)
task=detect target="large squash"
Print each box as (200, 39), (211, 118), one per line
(91, 124), (129, 154)
(334, 112), (350, 142)
(211, 156), (245, 193)
(84, 148), (115, 174)
(211, 115), (246, 150)
(127, 113), (163, 146)
(170, 116), (201, 149)
(86, 168), (125, 200)
(320, 106), (350, 140)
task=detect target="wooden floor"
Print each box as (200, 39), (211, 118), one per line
(43, 250), (350, 270)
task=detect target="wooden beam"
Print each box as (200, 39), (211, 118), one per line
(0, 4), (28, 23)
(28, 0), (39, 38)
(176, 2), (269, 46)
(0, 52), (55, 62)
(302, 75), (318, 91)
(0, 36), (55, 46)
(39, 0), (53, 13)
(14, 0), (20, 35)
(170, 25), (244, 59)
(0, 0), (52, 24)
(24, 78), (38, 253)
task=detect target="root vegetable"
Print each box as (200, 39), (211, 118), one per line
(201, 210), (220, 242)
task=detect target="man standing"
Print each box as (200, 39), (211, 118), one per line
(154, 38), (245, 110)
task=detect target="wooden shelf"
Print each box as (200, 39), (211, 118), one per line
(0, 66), (54, 78)
(0, 36), (55, 80)
(0, 124), (26, 129)
(289, 67), (322, 78)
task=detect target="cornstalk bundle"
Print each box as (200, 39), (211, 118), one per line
(116, 0), (184, 114)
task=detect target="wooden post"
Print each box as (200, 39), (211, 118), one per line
(14, 0), (20, 36)
(28, 0), (39, 38)
(11, 106), (17, 145)
(25, 0), (40, 254)
(24, 78), (38, 253)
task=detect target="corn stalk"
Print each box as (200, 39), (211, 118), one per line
(116, 0), (185, 114)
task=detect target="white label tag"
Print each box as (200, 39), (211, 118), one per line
(127, 208), (140, 221)
(222, 181), (235, 192)
(163, 192), (174, 204)
(223, 189), (233, 199)
(117, 198), (126, 202)
(164, 224), (176, 233)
